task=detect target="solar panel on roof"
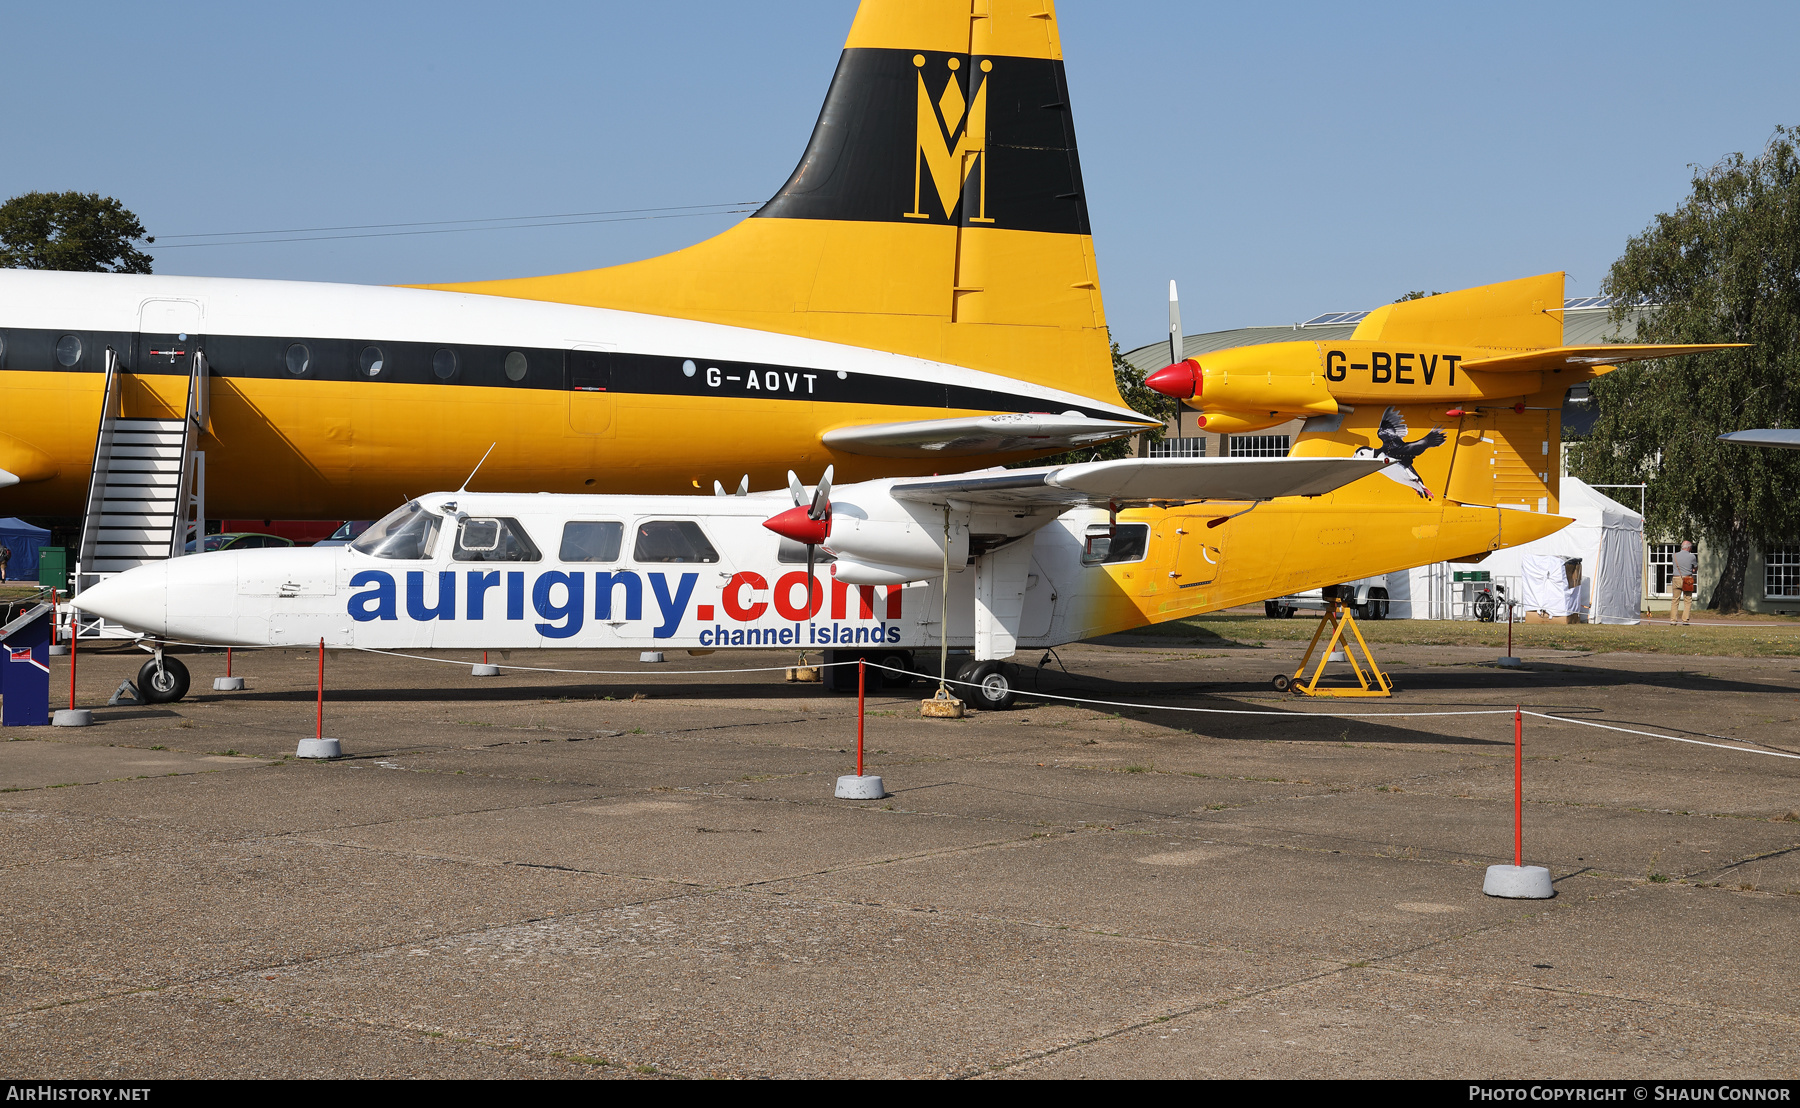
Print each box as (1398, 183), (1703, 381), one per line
(1299, 311), (1371, 327)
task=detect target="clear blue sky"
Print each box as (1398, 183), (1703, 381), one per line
(4, 1), (1796, 350)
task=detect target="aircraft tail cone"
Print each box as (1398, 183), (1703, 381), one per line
(1496, 509), (1575, 549)
(1145, 359), (1201, 400)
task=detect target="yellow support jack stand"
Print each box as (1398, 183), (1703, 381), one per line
(1273, 599), (1394, 698)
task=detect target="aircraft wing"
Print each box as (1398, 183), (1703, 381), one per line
(887, 456), (1390, 508)
(1459, 343), (1749, 373)
(821, 413), (1157, 458)
(1720, 429), (1800, 450)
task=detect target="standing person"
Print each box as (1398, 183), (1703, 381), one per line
(0, 541), (10, 582)
(1671, 540), (1698, 625)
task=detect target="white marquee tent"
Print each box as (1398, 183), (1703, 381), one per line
(1378, 478), (1644, 624)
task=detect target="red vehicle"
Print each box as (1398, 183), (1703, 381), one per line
(219, 520), (347, 547)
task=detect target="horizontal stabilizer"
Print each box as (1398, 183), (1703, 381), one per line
(1460, 343), (1749, 374)
(1719, 429), (1800, 450)
(822, 413), (1155, 459)
(889, 456), (1389, 508)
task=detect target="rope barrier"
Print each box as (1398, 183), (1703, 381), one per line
(1518, 711), (1800, 761)
(49, 631), (1800, 763)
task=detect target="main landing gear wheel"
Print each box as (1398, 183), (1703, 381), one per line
(877, 652), (915, 688)
(957, 660), (1017, 711)
(138, 656), (190, 704)
(1271, 673), (1292, 693)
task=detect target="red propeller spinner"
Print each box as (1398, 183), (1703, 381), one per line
(762, 504), (831, 546)
(1144, 357), (1201, 400)
(763, 466), (834, 546)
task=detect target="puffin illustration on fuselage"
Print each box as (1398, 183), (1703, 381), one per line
(1352, 407), (1446, 499)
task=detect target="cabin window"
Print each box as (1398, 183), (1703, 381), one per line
(633, 520), (720, 563)
(0, 333), (7, 368)
(453, 516), (542, 562)
(359, 346), (385, 377)
(284, 343), (310, 376)
(776, 538), (836, 564)
(432, 348), (458, 380)
(504, 351), (528, 382)
(55, 334), (82, 367)
(559, 521), (624, 562)
(1081, 523), (1149, 566)
(352, 501), (443, 560)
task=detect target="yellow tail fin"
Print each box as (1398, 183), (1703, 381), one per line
(420, 0), (1124, 409)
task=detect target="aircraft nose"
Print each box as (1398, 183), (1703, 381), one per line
(70, 564), (171, 634)
(1144, 358), (1201, 400)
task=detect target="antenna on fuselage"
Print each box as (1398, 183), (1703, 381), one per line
(459, 443), (498, 492)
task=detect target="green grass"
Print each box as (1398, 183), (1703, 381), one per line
(1124, 610), (1800, 658)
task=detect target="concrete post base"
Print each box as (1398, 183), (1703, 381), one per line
(1483, 864), (1554, 899)
(295, 738), (342, 759)
(471, 664), (500, 677)
(213, 677), (245, 691)
(47, 645), (68, 657)
(52, 708), (92, 727)
(835, 775), (885, 799)
(639, 652), (665, 663)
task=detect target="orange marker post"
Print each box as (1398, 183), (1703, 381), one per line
(316, 638), (325, 742)
(1514, 705), (1524, 867)
(68, 613), (78, 711)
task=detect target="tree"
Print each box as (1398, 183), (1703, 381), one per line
(1574, 126), (1800, 612)
(0, 192), (153, 273)
(1008, 334), (1170, 467)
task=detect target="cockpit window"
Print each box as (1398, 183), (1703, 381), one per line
(632, 520), (720, 563)
(1081, 523), (1149, 566)
(453, 516), (542, 562)
(352, 501), (443, 560)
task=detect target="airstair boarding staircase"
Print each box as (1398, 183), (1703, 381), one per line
(72, 346), (207, 639)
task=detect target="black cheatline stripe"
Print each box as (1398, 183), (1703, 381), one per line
(0, 325), (1133, 423)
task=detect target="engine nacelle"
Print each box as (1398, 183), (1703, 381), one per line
(824, 490), (969, 574)
(832, 557), (936, 586)
(1195, 410), (1296, 434)
(1196, 345), (1339, 416)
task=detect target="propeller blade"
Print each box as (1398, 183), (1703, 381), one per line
(805, 542), (818, 612)
(809, 464), (834, 521)
(713, 480), (726, 497)
(787, 470), (806, 508)
(735, 474), (749, 497)
(1168, 279), (1183, 367)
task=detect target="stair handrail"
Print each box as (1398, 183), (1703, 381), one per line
(170, 351), (207, 558)
(74, 347), (124, 592)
